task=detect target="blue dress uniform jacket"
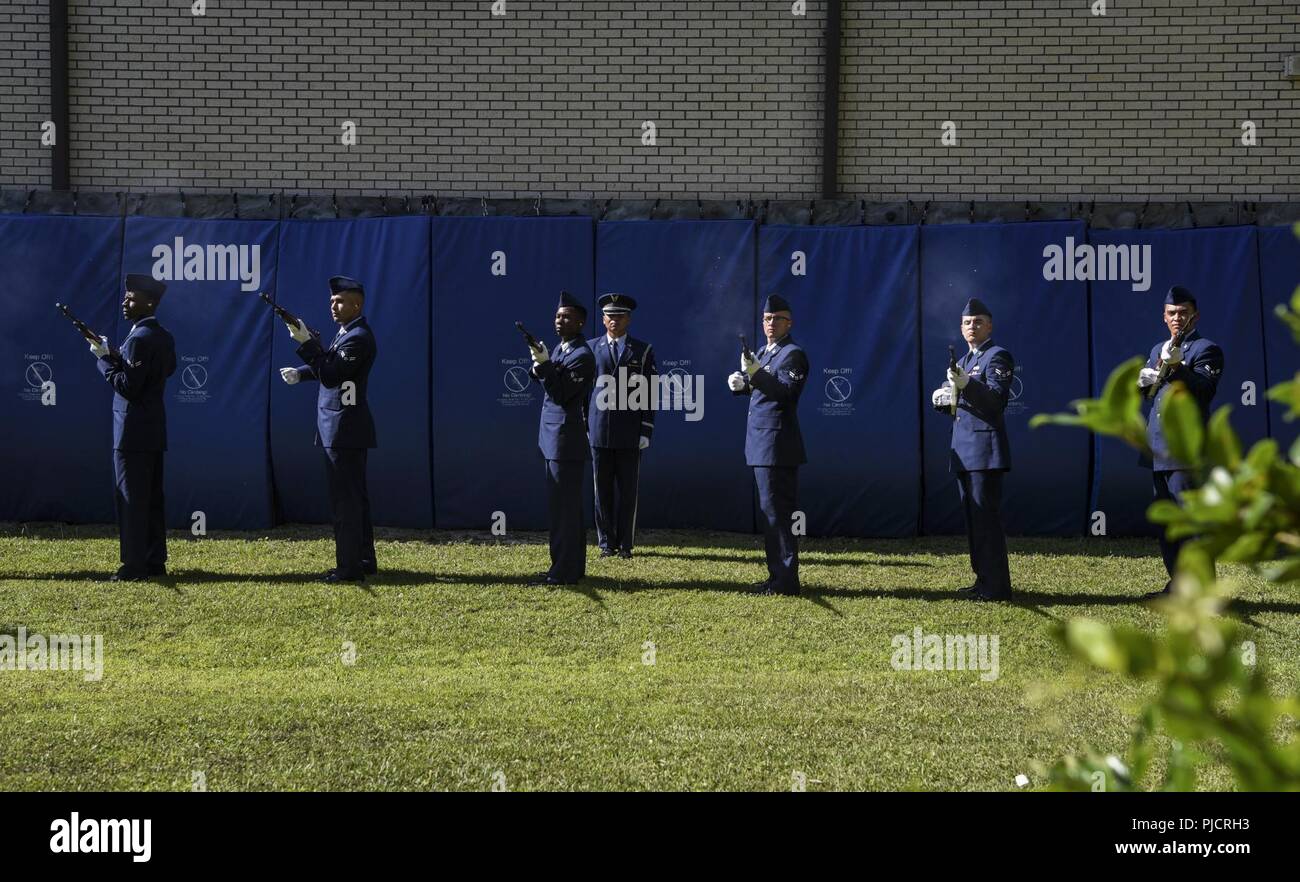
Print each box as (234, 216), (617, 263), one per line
(737, 336), (809, 467)
(533, 338), (596, 582)
(587, 334), (657, 448)
(945, 343), (1013, 472)
(1142, 331), (1223, 581)
(98, 315), (177, 576)
(1143, 332), (1223, 472)
(98, 316), (177, 451)
(735, 334), (809, 593)
(295, 316), (378, 449)
(533, 339), (596, 462)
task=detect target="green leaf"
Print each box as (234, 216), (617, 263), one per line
(1174, 542), (1216, 588)
(1159, 384), (1204, 468)
(1062, 619), (1127, 672)
(1203, 406), (1240, 469)
(1031, 357), (1150, 453)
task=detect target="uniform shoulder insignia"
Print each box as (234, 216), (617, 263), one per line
(787, 369), (805, 381)
(131, 360), (144, 368)
(992, 365), (1011, 380)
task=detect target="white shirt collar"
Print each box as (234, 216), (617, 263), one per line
(607, 333), (626, 346)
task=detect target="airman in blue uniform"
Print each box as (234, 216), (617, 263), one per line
(279, 275), (378, 584)
(1137, 285), (1223, 597)
(588, 292), (657, 559)
(529, 291), (596, 585)
(91, 273), (176, 581)
(930, 298), (1014, 601)
(728, 293), (808, 595)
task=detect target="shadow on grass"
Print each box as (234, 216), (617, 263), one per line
(2, 521), (1170, 560)
(630, 549), (932, 568)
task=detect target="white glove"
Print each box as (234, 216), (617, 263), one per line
(286, 319), (312, 344)
(89, 335), (109, 359)
(529, 341), (550, 365)
(280, 367), (300, 385)
(639, 436), (650, 451)
(947, 365), (970, 390)
(727, 371), (747, 392)
(741, 350), (760, 376)
(1160, 340), (1183, 365)
(1138, 367), (1160, 388)
(931, 386), (953, 408)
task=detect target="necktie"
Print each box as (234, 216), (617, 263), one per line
(614, 339), (621, 362)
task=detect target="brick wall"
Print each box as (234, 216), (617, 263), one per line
(2, 0), (1297, 200)
(840, 0), (1300, 200)
(52, 0), (826, 196)
(0, 1), (50, 188)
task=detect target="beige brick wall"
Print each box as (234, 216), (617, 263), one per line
(841, 0), (1300, 200)
(42, 0), (826, 196)
(2, 0), (1297, 200)
(0, 1), (50, 187)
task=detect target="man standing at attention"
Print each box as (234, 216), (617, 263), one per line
(528, 291), (596, 586)
(728, 294), (809, 596)
(92, 273), (176, 582)
(1137, 285), (1223, 598)
(931, 298), (1014, 602)
(588, 292), (657, 560)
(279, 275), (378, 584)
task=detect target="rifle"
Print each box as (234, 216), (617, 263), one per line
(55, 302), (118, 359)
(515, 321), (542, 351)
(1145, 314), (1199, 399)
(259, 292), (319, 339)
(946, 345), (958, 415)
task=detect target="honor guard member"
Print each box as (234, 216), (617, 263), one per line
(528, 291), (596, 585)
(728, 294), (809, 596)
(588, 292), (657, 559)
(279, 275), (378, 584)
(1137, 285), (1223, 597)
(90, 273), (177, 581)
(931, 298), (1014, 601)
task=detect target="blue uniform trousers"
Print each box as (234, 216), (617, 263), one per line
(546, 459), (586, 582)
(753, 466), (799, 591)
(592, 447), (641, 553)
(956, 469), (1011, 598)
(113, 450), (167, 575)
(323, 447), (375, 577)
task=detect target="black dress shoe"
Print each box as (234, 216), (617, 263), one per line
(598, 548), (616, 558)
(751, 579), (774, 592)
(361, 561), (378, 576)
(969, 591), (1010, 602)
(618, 549), (633, 560)
(110, 568), (148, 583)
(956, 584), (978, 595)
(323, 569), (365, 584)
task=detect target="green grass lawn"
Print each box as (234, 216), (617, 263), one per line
(2, 522), (1296, 791)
